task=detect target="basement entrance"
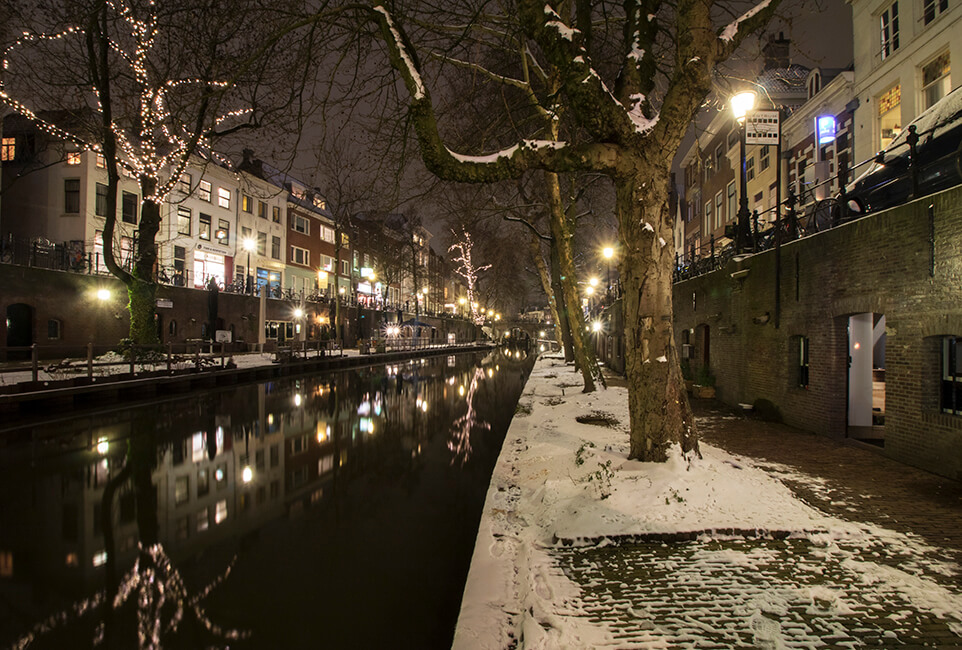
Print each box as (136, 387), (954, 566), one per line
(848, 313), (885, 446)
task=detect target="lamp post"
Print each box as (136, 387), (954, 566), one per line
(242, 237), (255, 294)
(731, 90), (757, 254)
(602, 246), (614, 296)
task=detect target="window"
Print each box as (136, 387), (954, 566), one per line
(272, 205), (281, 223)
(292, 214), (310, 234)
(714, 191), (723, 230)
(798, 336), (810, 388)
(259, 201), (267, 219)
(879, 2), (899, 60)
(199, 213), (212, 241)
(199, 180), (212, 202)
(242, 194), (253, 213)
(291, 245), (310, 265)
(715, 145), (724, 172)
(922, 52), (951, 111)
(93, 183), (108, 217)
(726, 181), (737, 223)
(217, 187), (231, 209)
(312, 195), (327, 210)
(66, 151), (81, 165)
(257, 231), (267, 256)
(760, 146), (770, 171)
(122, 191), (138, 224)
(0, 137), (15, 161)
(177, 207), (192, 235)
(175, 476), (189, 505)
(241, 226), (252, 241)
(923, 0), (948, 25)
(942, 337), (962, 414)
(96, 153), (106, 168)
(196, 509), (209, 532)
(179, 173), (191, 194)
(214, 500), (228, 524)
(272, 236), (281, 259)
(320, 225), (335, 243)
(48, 319), (62, 340)
(878, 84), (901, 150)
(746, 156), (755, 181)
(174, 246), (186, 276)
(341, 259), (350, 276)
(341, 232), (350, 245)
(216, 219), (230, 246)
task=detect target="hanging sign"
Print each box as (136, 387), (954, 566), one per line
(746, 110), (780, 145)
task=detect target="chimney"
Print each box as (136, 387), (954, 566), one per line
(763, 32), (791, 70)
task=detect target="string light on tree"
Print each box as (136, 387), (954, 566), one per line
(448, 227), (491, 326)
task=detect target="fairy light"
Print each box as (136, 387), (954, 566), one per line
(0, 0), (253, 206)
(448, 228), (492, 326)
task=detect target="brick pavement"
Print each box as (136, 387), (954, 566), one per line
(539, 389), (962, 648)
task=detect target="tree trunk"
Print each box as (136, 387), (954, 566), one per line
(548, 233), (574, 361)
(547, 171), (596, 392)
(528, 231), (566, 354)
(128, 184), (161, 345)
(618, 173), (698, 460)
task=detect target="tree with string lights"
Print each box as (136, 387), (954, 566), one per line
(0, 0), (320, 344)
(448, 227), (491, 326)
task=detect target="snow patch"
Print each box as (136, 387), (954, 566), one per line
(720, 0), (773, 42)
(374, 6), (425, 100)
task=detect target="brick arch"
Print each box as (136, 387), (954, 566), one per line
(830, 297), (890, 320)
(918, 315), (962, 339)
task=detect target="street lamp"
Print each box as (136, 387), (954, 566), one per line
(602, 246), (614, 295)
(243, 237), (256, 294)
(731, 90), (757, 253)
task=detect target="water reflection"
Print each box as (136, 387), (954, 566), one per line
(0, 350), (532, 649)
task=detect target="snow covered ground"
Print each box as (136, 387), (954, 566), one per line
(453, 354), (962, 648)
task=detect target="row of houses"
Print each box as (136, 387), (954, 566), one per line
(675, 0), (960, 259)
(0, 117), (466, 320)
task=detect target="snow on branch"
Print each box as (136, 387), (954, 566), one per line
(373, 6), (425, 100)
(720, 0), (773, 42)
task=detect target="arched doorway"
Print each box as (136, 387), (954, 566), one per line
(6, 303), (34, 360)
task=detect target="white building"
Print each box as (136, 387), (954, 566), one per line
(851, 0), (960, 163)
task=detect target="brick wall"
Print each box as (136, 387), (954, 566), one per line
(673, 185), (962, 480)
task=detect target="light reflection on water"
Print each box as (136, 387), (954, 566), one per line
(0, 348), (533, 649)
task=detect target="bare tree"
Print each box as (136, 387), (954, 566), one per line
(355, 0), (781, 461)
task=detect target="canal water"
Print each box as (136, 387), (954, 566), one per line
(0, 347), (534, 649)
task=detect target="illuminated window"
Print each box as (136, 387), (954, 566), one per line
(92, 551), (107, 567)
(199, 180), (211, 202)
(878, 84), (901, 150)
(242, 194), (253, 212)
(258, 201), (267, 219)
(65, 552), (79, 568)
(199, 213), (211, 241)
(272, 205), (281, 223)
(0, 137), (14, 161)
(214, 500), (228, 524)
(175, 476), (189, 505)
(216, 219), (230, 246)
(177, 206), (192, 235)
(217, 187), (231, 209)
(320, 225), (335, 243)
(196, 508), (209, 532)
(179, 173), (191, 194)
(312, 195), (326, 210)
(96, 153), (106, 168)
(66, 151), (81, 165)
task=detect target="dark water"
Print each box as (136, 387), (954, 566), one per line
(0, 348), (534, 649)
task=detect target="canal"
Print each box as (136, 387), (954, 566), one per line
(0, 347), (534, 649)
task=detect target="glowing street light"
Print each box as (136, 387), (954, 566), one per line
(243, 237), (256, 294)
(602, 246), (614, 292)
(96, 288), (111, 301)
(242, 466), (253, 483)
(731, 90), (757, 253)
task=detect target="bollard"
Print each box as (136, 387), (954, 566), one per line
(31, 344), (39, 382)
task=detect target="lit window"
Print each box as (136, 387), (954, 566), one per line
(216, 219), (230, 246)
(242, 194), (253, 212)
(258, 201), (267, 219)
(65, 552), (79, 568)
(217, 187), (231, 209)
(273, 206), (281, 223)
(313, 195), (326, 209)
(878, 84), (901, 150)
(199, 213), (212, 241)
(96, 154), (106, 168)
(66, 151), (82, 165)
(214, 500), (228, 524)
(177, 206), (192, 235)
(0, 137), (15, 161)
(199, 180), (212, 202)
(92, 551), (107, 567)
(196, 509), (209, 532)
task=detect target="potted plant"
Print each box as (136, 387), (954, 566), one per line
(694, 366), (716, 399)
